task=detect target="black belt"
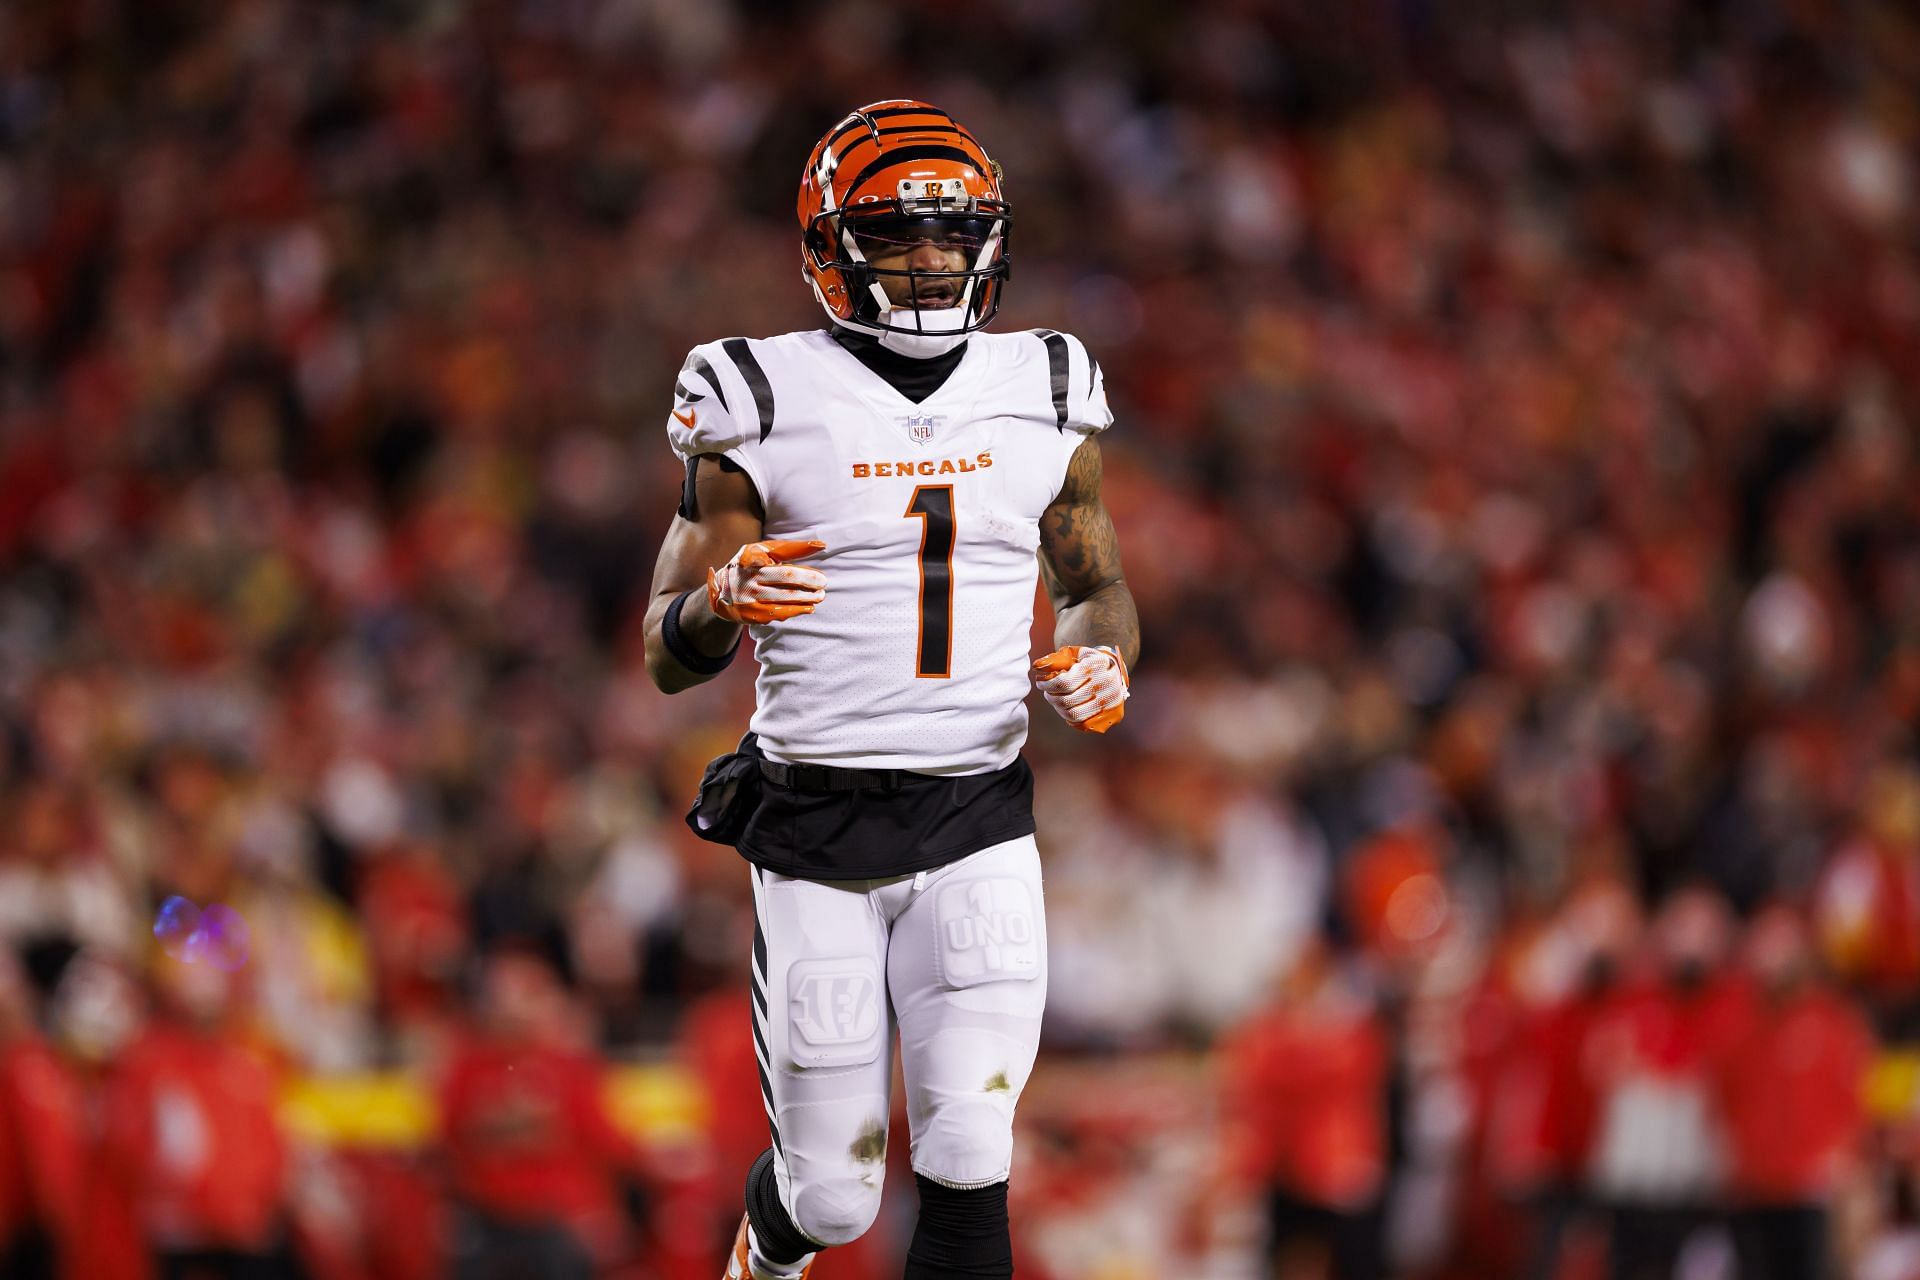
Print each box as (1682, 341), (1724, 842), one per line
(758, 759), (923, 792)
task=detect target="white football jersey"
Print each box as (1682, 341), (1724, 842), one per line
(667, 328), (1112, 774)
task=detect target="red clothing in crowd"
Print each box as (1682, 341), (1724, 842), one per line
(1526, 985), (1613, 1188)
(358, 851), (469, 1021)
(103, 1025), (290, 1252)
(1584, 973), (1753, 1082)
(677, 991), (767, 1187)
(71, 1024), (288, 1280)
(1717, 985), (1872, 1205)
(321, 1150), (447, 1280)
(437, 1036), (635, 1239)
(1221, 990), (1388, 1209)
(1816, 838), (1920, 1000)
(1575, 973), (1753, 1201)
(73, 1063), (149, 1280)
(0, 1036), (84, 1263)
(1451, 973), (1553, 1278)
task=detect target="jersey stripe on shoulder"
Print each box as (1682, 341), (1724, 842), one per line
(681, 353), (732, 417)
(1031, 329), (1070, 432)
(720, 337), (776, 442)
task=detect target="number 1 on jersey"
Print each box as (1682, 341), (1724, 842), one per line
(906, 485), (954, 678)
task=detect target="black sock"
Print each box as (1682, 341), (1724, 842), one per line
(903, 1175), (1012, 1279)
(745, 1148), (818, 1265)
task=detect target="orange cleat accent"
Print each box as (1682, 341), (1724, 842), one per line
(725, 1214), (813, 1280)
(725, 1215), (749, 1279)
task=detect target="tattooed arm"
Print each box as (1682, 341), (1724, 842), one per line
(1038, 437), (1141, 671)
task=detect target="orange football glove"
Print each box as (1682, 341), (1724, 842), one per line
(707, 539), (827, 624)
(1032, 644), (1130, 733)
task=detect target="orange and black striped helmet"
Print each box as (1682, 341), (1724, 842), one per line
(797, 100), (1010, 340)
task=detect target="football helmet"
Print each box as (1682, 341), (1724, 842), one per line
(798, 100), (1009, 353)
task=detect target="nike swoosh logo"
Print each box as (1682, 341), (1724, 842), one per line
(672, 406), (698, 429)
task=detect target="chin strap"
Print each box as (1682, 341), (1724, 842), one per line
(840, 301), (974, 358)
(873, 325), (971, 358)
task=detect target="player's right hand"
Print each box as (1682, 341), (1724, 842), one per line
(707, 540), (827, 624)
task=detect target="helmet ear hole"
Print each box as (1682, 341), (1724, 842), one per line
(805, 227), (835, 268)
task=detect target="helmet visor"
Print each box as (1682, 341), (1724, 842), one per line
(846, 213), (1000, 259)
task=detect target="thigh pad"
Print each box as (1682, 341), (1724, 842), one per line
(785, 955), (886, 1069)
(933, 876), (1041, 989)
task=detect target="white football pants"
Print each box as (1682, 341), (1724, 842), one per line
(748, 834), (1047, 1247)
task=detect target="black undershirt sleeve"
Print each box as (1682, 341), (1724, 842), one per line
(678, 453), (752, 520)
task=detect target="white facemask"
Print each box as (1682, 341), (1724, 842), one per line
(810, 262), (990, 358)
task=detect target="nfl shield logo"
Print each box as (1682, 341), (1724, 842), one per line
(903, 413), (939, 445)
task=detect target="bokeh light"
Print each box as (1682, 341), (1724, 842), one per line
(152, 896), (200, 962)
(186, 905), (252, 973)
(153, 898), (251, 972)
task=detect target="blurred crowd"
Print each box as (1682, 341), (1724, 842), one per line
(2, 0), (1920, 1276)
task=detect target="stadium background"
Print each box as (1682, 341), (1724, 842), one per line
(2, 0), (1920, 1277)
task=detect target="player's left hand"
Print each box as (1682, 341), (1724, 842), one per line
(1032, 645), (1129, 733)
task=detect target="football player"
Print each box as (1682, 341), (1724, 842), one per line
(643, 100), (1140, 1280)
